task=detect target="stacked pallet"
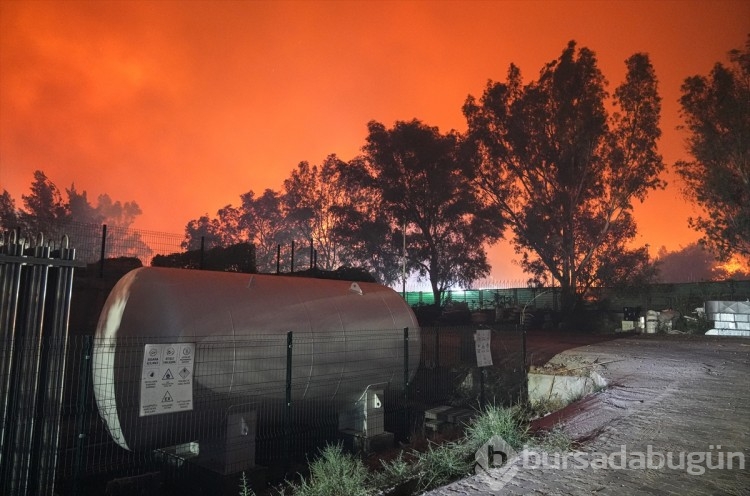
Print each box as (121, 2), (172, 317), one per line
(705, 300), (750, 337)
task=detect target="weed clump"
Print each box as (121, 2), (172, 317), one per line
(284, 444), (371, 496)
(280, 404), (576, 495)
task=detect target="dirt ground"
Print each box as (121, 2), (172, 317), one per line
(425, 332), (750, 496)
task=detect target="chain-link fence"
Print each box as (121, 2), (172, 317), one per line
(4, 224), (749, 495)
(27, 326), (525, 495)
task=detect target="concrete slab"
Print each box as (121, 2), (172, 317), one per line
(527, 370), (607, 406)
(706, 328), (750, 337)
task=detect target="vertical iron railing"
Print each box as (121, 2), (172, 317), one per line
(35, 235), (77, 493)
(0, 230), (24, 469)
(0, 232), (82, 496)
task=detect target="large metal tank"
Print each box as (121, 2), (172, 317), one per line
(93, 267), (420, 451)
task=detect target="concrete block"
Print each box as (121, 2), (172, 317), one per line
(527, 370), (607, 406)
(706, 328), (750, 337)
(715, 321), (737, 330)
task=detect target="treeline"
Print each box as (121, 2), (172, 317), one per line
(185, 41), (667, 310)
(3, 38), (747, 312)
(0, 170), (148, 259)
(186, 37), (748, 311)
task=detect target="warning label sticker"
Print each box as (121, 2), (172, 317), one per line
(140, 343), (195, 417)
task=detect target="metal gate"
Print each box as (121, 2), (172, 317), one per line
(0, 231), (81, 496)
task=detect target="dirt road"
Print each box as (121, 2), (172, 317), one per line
(425, 334), (750, 495)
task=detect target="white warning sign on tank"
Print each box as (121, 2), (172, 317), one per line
(140, 343), (195, 417)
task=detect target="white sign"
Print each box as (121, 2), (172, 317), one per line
(140, 343), (195, 416)
(474, 329), (493, 367)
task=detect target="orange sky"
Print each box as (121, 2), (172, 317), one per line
(1, 0), (748, 282)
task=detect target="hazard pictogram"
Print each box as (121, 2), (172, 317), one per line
(140, 343), (195, 417)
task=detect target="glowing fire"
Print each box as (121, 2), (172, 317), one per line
(715, 255), (750, 278)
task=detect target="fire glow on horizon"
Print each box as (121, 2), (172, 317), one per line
(1, 1), (749, 280)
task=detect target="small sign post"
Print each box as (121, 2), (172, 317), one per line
(474, 329), (493, 367)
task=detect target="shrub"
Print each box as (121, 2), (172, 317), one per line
(464, 404), (530, 452)
(284, 444), (371, 496)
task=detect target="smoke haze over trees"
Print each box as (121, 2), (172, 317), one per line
(0, 170), (148, 259)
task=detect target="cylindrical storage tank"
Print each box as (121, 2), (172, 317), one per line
(645, 310), (659, 334)
(93, 267), (420, 451)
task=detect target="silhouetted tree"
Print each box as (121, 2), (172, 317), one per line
(676, 36), (750, 260)
(283, 154), (396, 274)
(0, 191), (19, 230)
(364, 119), (503, 305)
(464, 42), (664, 315)
(66, 185), (105, 225)
(238, 189), (289, 273)
(283, 156), (348, 270)
(21, 170), (68, 236)
(330, 156), (402, 285)
(4, 170), (148, 260)
(183, 190), (291, 273)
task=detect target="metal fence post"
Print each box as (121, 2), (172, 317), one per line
(403, 327), (410, 439)
(434, 327), (440, 369)
(99, 224), (107, 278)
(284, 331), (293, 472)
(521, 324), (528, 401)
(290, 241), (295, 273)
(72, 335), (93, 496)
(199, 236), (205, 270)
(479, 367), (486, 408)
(403, 327), (409, 394)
